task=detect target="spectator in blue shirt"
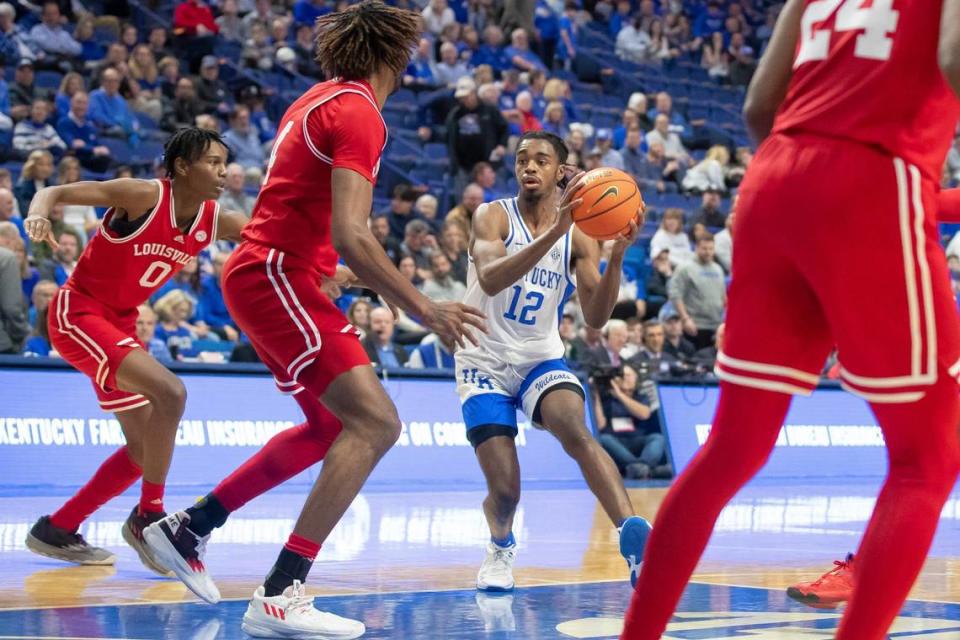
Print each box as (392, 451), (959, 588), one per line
(88, 68), (140, 143)
(472, 25), (511, 73)
(54, 72), (84, 119)
(21, 306), (51, 357)
(29, 3), (83, 71)
(222, 104), (266, 177)
(73, 15), (105, 64)
(647, 91), (689, 136)
(293, 0), (329, 26)
(693, 1), (727, 40)
(557, 2), (578, 67)
(504, 28), (547, 72)
(534, 0), (560, 69)
(404, 38), (437, 88)
(136, 304), (172, 362)
(406, 333), (455, 369)
(57, 92), (112, 172)
(362, 306), (409, 368)
(608, 0), (632, 38)
(238, 84), (275, 143)
(200, 252), (239, 342)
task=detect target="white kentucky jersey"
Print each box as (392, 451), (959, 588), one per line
(458, 197), (576, 369)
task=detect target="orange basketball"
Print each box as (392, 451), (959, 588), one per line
(571, 168), (644, 240)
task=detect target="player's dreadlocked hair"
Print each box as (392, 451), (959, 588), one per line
(314, 0), (421, 81)
(163, 127), (229, 178)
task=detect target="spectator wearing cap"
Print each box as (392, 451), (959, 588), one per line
(0, 4), (34, 65)
(595, 128), (625, 171)
(650, 208), (694, 266)
(689, 190), (727, 230)
(505, 28), (547, 72)
(222, 104), (266, 180)
(218, 163), (255, 216)
(13, 99), (65, 160)
(381, 184), (422, 241)
(88, 68), (139, 143)
(472, 25), (511, 73)
(9, 60), (38, 122)
(195, 55), (232, 117)
(293, 0), (330, 27)
(29, 2), (82, 72)
(432, 41), (471, 87)
(446, 76), (509, 195)
(645, 113), (691, 165)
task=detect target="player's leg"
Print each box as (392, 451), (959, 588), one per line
(532, 380), (652, 586)
(474, 433), (522, 591)
(621, 139), (833, 637)
(181, 387), (342, 538)
(25, 404), (148, 566)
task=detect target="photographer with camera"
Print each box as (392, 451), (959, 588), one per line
(592, 363), (672, 480)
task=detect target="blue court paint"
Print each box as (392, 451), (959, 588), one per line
(1, 581), (959, 639)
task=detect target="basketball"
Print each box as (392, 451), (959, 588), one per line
(570, 168), (644, 241)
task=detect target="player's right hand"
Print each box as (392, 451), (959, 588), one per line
(24, 216), (58, 249)
(421, 301), (487, 349)
(556, 171), (586, 234)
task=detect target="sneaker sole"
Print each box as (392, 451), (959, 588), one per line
(121, 523), (173, 578)
(24, 533), (116, 566)
(142, 523), (221, 604)
(477, 583), (515, 593)
(619, 517), (652, 588)
(785, 586), (844, 609)
(241, 616), (366, 639)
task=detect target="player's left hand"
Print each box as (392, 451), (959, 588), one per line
(24, 215), (58, 249)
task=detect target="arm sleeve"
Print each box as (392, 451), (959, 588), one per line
(307, 93), (386, 184)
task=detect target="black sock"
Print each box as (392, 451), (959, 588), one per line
(184, 494), (230, 538)
(263, 547), (313, 597)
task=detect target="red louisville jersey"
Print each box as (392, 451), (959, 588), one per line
(241, 78), (387, 276)
(66, 179), (219, 310)
(772, 0), (959, 182)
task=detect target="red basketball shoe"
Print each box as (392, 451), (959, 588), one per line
(786, 554), (856, 609)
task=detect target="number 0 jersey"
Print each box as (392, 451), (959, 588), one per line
(772, 0), (959, 182)
(64, 178), (218, 311)
(457, 198), (575, 370)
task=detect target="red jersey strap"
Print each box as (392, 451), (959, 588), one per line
(98, 179), (166, 244)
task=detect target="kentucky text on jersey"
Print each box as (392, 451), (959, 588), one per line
(132, 243), (194, 266)
(524, 266), (564, 291)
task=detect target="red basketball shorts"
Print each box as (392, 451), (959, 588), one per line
(716, 133), (960, 404)
(48, 288), (149, 412)
(222, 242), (369, 397)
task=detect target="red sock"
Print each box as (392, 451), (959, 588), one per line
(836, 375), (960, 639)
(285, 533), (321, 561)
(139, 479), (165, 515)
(622, 384), (791, 639)
(212, 393), (342, 512)
(50, 447), (142, 532)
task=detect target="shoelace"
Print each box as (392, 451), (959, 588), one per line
(810, 556), (853, 587)
(285, 582), (317, 616)
(491, 548), (515, 567)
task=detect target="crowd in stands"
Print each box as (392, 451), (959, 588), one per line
(0, 0), (959, 477)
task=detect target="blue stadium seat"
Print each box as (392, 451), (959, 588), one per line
(423, 143), (448, 160)
(130, 140), (165, 167)
(100, 138), (132, 165)
(192, 340), (234, 354)
(35, 71), (63, 90)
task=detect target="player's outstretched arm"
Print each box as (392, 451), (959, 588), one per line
(331, 167), (486, 348)
(24, 179), (160, 248)
(742, 0), (803, 144)
(941, 0), (960, 96)
(215, 209), (250, 242)
(571, 218), (640, 329)
(473, 174), (585, 297)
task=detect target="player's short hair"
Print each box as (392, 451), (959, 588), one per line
(163, 127), (229, 178)
(516, 131), (569, 165)
(314, 0), (420, 81)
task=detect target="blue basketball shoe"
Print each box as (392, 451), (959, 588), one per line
(619, 516), (652, 588)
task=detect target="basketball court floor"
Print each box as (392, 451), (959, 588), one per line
(0, 480), (958, 639)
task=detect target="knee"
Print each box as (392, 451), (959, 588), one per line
(148, 376), (187, 414)
(351, 405), (402, 454)
(489, 483), (521, 512)
(559, 427), (597, 459)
